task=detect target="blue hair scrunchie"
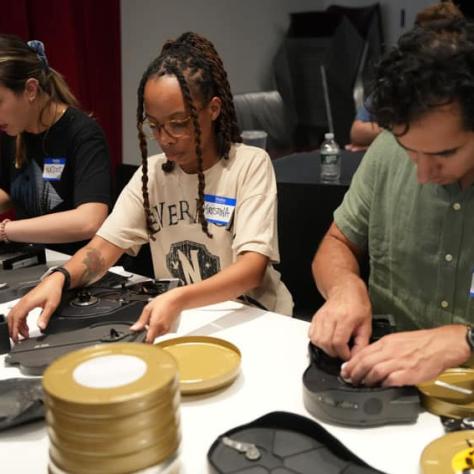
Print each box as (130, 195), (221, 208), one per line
(27, 40), (49, 72)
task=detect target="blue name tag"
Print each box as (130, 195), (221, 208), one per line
(204, 194), (236, 226)
(43, 158), (66, 181)
(471, 270), (474, 298)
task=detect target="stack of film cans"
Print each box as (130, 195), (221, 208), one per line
(42, 342), (181, 474)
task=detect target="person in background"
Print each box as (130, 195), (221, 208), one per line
(345, 0), (463, 152)
(345, 99), (381, 152)
(0, 35), (111, 255)
(415, 0), (463, 26)
(7, 32), (293, 343)
(310, 18), (474, 387)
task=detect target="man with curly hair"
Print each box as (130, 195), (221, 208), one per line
(310, 18), (474, 387)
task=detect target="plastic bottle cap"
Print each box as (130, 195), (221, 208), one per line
(324, 132), (334, 140)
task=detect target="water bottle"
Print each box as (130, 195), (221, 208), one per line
(320, 132), (341, 182)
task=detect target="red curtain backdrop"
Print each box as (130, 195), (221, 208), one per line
(0, 0), (122, 169)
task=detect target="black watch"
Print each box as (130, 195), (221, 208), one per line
(42, 266), (71, 291)
(466, 325), (474, 352)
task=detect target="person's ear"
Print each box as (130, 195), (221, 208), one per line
(24, 78), (40, 102)
(208, 96), (222, 121)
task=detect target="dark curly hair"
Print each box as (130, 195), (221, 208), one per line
(371, 18), (474, 135)
(136, 32), (241, 239)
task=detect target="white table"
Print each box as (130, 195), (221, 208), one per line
(0, 296), (445, 474)
(0, 247), (445, 474)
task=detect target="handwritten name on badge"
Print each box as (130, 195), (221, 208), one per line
(43, 158), (66, 181)
(204, 194), (236, 226)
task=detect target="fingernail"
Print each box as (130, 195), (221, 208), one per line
(340, 362), (352, 383)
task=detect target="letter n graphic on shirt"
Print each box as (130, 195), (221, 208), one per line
(166, 240), (220, 284)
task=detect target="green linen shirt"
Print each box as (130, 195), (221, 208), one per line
(334, 131), (474, 330)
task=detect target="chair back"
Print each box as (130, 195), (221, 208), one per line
(233, 90), (295, 158)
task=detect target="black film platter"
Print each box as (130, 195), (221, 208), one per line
(303, 315), (421, 427)
(45, 278), (181, 334)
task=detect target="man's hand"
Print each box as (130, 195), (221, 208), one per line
(7, 272), (65, 342)
(341, 324), (472, 387)
(345, 144), (369, 152)
(309, 278), (372, 360)
(130, 289), (184, 343)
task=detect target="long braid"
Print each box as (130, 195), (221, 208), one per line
(137, 71), (159, 238)
(200, 51), (237, 158)
(136, 32), (240, 239)
(181, 33), (241, 156)
(171, 64), (211, 237)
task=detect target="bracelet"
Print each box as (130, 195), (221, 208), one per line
(0, 219), (11, 243)
(41, 266), (72, 291)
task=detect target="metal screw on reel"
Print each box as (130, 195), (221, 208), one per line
(462, 418), (474, 430)
(222, 436), (261, 461)
(441, 416), (474, 432)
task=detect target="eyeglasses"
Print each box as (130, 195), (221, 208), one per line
(142, 116), (192, 140)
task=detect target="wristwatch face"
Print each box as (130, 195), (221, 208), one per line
(467, 327), (474, 351)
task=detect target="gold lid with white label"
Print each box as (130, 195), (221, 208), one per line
(43, 343), (181, 473)
(43, 343), (178, 417)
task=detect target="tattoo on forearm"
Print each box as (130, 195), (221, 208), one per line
(78, 247), (106, 286)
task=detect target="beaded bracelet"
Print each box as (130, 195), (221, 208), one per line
(0, 219), (11, 243)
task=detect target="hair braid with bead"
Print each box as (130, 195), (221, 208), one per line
(136, 32), (240, 239)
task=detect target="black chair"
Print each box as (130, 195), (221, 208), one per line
(273, 150), (368, 320)
(233, 90), (296, 158)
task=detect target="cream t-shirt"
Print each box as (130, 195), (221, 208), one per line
(98, 143), (293, 315)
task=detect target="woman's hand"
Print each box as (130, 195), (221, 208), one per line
(7, 272), (65, 342)
(130, 288), (184, 343)
(129, 252), (268, 343)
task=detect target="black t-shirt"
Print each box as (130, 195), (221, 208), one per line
(0, 107), (112, 255)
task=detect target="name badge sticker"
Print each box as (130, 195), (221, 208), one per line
(204, 194), (236, 226)
(43, 158), (66, 181)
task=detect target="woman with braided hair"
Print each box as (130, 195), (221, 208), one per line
(7, 32), (293, 343)
(0, 35), (111, 255)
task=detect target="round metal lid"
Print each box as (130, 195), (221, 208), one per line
(417, 368), (474, 418)
(43, 343), (178, 417)
(156, 336), (241, 395)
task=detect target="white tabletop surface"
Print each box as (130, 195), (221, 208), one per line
(0, 272), (444, 474)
